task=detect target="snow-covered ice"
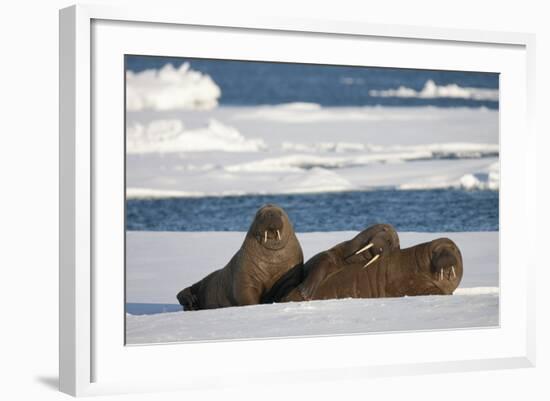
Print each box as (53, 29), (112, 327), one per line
(127, 119), (267, 153)
(125, 231), (498, 344)
(126, 105), (498, 198)
(126, 294), (498, 344)
(126, 63), (221, 111)
(369, 80), (499, 101)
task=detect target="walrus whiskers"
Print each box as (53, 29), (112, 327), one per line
(355, 243), (374, 255)
(363, 253), (379, 268)
(277, 230), (281, 240)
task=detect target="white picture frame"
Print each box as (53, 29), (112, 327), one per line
(59, 3), (536, 397)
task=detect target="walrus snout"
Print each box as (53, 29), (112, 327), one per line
(254, 204), (290, 245)
(258, 207), (284, 227)
(264, 212), (283, 231)
(371, 231), (397, 255)
(428, 239), (463, 293)
(177, 287), (198, 311)
(347, 224), (400, 268)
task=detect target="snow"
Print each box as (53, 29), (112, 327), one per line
(126, 63), (221, 111)
(126, 294), (498, 344)
(126, 106), (499, 197)
(231, 102), (441, 123)
(127, 119), (267, 153)
(125, 231), (498, 344)
(369, 80), (499, 101)
(127, 156), (498, 198)
(282, 141), (367, 153)
(281, 141), (498, 156)
(224, 144), (498, 172)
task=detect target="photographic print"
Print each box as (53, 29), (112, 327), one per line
(124, 56), (499, 344)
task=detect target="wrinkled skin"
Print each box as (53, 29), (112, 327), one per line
(262, 224), (400, 303)
(177, 204), (303, 311)
(278, 237), (463, 302)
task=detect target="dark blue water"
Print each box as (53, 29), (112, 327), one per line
(126, 303), (181, 315)
(125, 55), (499, 109)
(126, 189), (498, 233)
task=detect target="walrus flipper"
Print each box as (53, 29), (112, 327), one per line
(177, 286), (199, 311)
(260, 263), (304, 304)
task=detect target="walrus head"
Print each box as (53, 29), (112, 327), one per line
(387, 238), (463, 296)
(425, 238), (464, 294)
(274, 224), (401, 302)
(341, 224), (400, 268)
(248, 204), (294, 251)
(176, 286), (199, 311)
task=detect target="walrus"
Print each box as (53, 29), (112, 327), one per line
(176, 204), (303, 310)
(262, 224), (400, 303)
(271, 237), (463, 302)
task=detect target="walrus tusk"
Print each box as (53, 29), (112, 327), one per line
(363, 253), (380, 268)
(451, 266), (456, 278)
(277, 230), (281, 240)
(264, 231), (267, 243)
(440, 269), (443, 281)
(355, 243), (374, 255)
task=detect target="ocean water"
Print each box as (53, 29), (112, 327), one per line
(125, 56), (499, 236)
(126, 303), (181, 315)
(126, 189), (498, 233)
(126, 55), (499, 109)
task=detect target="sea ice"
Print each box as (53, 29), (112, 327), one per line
(125, 231), (498, 344)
